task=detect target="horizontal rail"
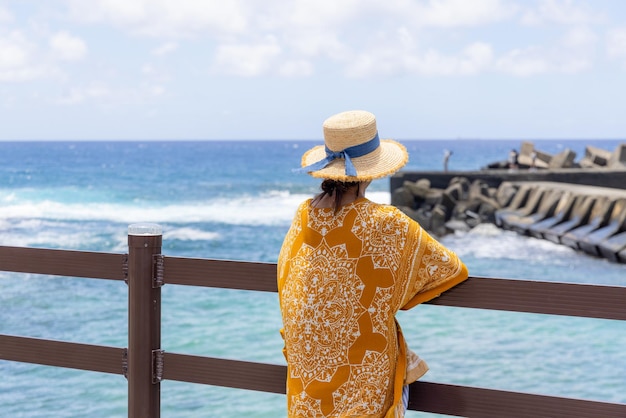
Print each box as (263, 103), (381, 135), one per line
(162, 256), (276, 292)
(1, 246), (625, 320)
(162, 256), (626, 321)
(408, 381), (626, 418)
(2, 335), (624, 417)
(163, 353), (286, 394)
(0, 246), (127, 281)
(163, 353), (626, 418)
(428, 277), (626, 321)
(0, 335), (125, 375)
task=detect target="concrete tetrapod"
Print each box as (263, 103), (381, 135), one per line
(577, 199), (626, 256)
(525, 193), (579, 239)
(560, 197), (615, 250)
(542, 195), (597, 244)
(500, 189), (565, 235)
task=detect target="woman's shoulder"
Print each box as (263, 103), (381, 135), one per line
(297, 198), (313, 210)
(358, 199), (415, 223)
(360, 199), (404, 214)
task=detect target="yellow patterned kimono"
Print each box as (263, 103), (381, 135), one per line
(277, 198), (468, 418)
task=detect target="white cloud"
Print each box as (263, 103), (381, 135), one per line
(278, 60), (314, 77)
(561, 26), (597, 49)
(0, 29), (89, 83)
(0, 5), (14, 23)
(49, 31), (87, 61)
(493, 24), (597, 76)
(414, 0), (517, 27)
(146, 84), (165, 97)
(57, 83), (112, 105)
(260, 0), (361, 30)
(66, 0), (249, 37)
(54, 0), (601, 80)
(607, 28), (626, 58)
(212, 37), (282, 77)
(495, 39), (593, 77)
(0, 32), (29, 69)
(152, 41), (178, 56)
(0, 31), (51, 82)
(56, 81), (165, 105)
(413, 42), (494, 76)
(496, 47), (549, 76)
(345, 37), (495, 78)
(340, 24), (495, 78)
(140, 63), (171, 83)
(277, 24), (348, 62)
(521, 0), (604, 25)
(0, 0), (616, 87)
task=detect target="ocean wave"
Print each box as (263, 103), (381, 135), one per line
(0, 190), (391, 226)
(447, 223), (576, 261)
(163, 227), (221, 241)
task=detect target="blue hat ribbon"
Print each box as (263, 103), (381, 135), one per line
(295, 133), (380, 176)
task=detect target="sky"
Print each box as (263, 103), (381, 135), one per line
(1, 0), (626, 140)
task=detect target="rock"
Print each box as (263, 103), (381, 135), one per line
(579, 145), (611, 168)
(495, 182), (517, 207)
(403, 179), (431, 199)
(549, 149), (576, 169)
(469, 180), (490, 201)
(516, 142), (551, 168)
(424, 189), (444, 206)
(455, 200), (481, 218)
(520, 141), (535, 158)
(413, 208), (432, 230)
(441, 190), (459, 216)
(608, 144), (626, 168)
(391, 186), (415, 208)
(445, 219), (471, 233)
(431, 205), (448, 236)
(397, 205), (418, 219)
(448, 177), (471, 198)
(477, 200), (498, 223)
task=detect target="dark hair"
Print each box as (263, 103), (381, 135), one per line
(312, 179), (360, 214)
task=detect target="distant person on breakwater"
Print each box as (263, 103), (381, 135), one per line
(530, 151), (538, 170)
(508, 148), (519, 169)
(443, 149), (452, 172)
(278, 110), (469, 418)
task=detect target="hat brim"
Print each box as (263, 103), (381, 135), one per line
(300, 139), (408, 182)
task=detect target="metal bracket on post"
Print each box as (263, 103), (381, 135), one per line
(153, 254), (164, 288)
(122, 348), (128, 379)
(122, 254), (129, 285)
(152, 349), (164, 384)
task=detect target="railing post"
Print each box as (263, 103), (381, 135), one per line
(127, 223), (163, 418)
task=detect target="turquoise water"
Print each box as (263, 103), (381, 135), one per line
(0, 140), (625, 417)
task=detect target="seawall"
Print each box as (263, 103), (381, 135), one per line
(390, 168), (626, 191)
(389, 169), (626, 264)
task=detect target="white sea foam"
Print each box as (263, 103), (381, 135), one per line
(0, 195), (295, 226)
(163, 227), (220, 241)
(446, 223), (576, 261)
(0, 228), (101, 249)
(0, 190), (392, 226)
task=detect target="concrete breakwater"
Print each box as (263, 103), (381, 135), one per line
(485, 140), (626, 170)
(390, 141), (626, 263)
(391, 177), (626, 264)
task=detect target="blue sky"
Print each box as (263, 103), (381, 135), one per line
(1, 0), (625, 140)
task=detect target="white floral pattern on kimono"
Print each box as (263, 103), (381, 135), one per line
(278, 198), (468, 418)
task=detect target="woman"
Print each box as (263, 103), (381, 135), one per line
(278, 110), (468, 417)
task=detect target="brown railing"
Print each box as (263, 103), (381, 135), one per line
(1, 229), (625, 417)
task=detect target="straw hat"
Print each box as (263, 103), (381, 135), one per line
(299, 110), (408, 182)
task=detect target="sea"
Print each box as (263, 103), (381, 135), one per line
(0, 139), (625, 417)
